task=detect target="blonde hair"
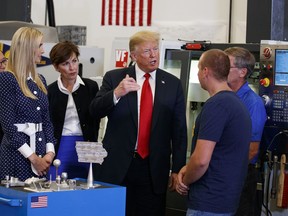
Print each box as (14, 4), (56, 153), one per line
(129, 30), (160, 52)
(6, 27), (47, 99)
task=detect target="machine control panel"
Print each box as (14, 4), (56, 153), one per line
(259, 42), (288, 128)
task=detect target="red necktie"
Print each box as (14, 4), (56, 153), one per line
(137, 73), (153, 159)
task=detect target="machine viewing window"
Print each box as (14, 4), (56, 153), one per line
(275, 49), (288, 86)
(189, 59), (200, 83)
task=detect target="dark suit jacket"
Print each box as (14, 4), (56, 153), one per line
(48, 77), (100, 155)
(90, 66), (187, 194)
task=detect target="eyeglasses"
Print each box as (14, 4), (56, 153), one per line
(0, 58), (7, 66)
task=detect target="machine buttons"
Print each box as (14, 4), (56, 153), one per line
(260, 78), (270, 87)
(271, 91), (288, 122)
(267, 64), (273, 70)
(261, 63), (267, 70)
(273, 100), (284, 109)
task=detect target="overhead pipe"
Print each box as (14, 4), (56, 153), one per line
(228, 0), (232, 43)
(46, 0), (56, 27)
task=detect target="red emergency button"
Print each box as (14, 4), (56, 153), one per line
(260, 78), (270, 87)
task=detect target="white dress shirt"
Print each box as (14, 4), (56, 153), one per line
(57, 75), (85, 136)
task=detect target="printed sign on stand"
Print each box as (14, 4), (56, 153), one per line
(115, 49), (129, 67)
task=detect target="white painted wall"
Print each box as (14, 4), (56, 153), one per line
(31, 0), (248, 74)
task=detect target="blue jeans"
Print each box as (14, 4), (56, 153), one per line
(186, 209), (233, 216)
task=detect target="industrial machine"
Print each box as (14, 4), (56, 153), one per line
(258, 40), (288, 216)
(0, 178), (125, 216)
(163, 43), (260, 153)
(0, 151), (125, 216)
(259, 41), (288, 129)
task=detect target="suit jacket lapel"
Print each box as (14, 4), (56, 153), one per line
(126, 66), (138, 128)
(152, 69), (165, 131)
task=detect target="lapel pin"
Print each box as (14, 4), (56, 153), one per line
(161, 80), (165, 84)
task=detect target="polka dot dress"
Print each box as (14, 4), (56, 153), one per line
(0, 72), (56, 181)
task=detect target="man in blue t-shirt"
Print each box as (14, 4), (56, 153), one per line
(176, 49), (252, 216)
(225, 47), (267, 216)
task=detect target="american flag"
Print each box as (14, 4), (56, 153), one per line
(31, 195), (48, 208)
(101, 0), (153, 26)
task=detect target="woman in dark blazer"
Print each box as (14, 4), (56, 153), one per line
(48, 41), (100, 180)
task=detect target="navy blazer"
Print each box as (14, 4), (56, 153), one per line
(90, 66), (187, 194)
(48, 77), (100, 155)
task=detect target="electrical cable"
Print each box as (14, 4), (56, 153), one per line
(263, 168), (272, 216)
(266, 130), (288, 152)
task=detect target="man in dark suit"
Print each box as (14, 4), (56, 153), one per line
(90, 30), (187, 216)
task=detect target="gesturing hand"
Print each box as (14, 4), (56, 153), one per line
(114, 74), (140, 99)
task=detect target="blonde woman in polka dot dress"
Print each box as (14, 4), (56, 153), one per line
(0, 27), (56, 181)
